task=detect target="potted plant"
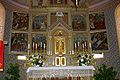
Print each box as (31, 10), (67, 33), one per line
(94, 64), (117, 80)
(5, 63), (20, 80)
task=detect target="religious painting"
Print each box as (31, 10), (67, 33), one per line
(74, 33), (88, 52)
(11, 33), (28, 52)
(72, 15), (86, 31)
(12, 12), (29, 31)
(91, 31), (108, 50)
(32, 15), (47, 31)
(51, 13), (68, 25)
(89, 12), (106, 30)
(32, 34), (47, 53)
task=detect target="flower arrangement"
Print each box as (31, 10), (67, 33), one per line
(28, 54), (45, 67)
(77, 54), (94, 66)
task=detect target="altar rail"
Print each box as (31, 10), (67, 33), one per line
(27, 66), (95, 79)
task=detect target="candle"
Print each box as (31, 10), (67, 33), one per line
(44, 43), (45, 49)
(89, 42), (91, 48)
(75, 43), (77, 48)
(33, 42), (34, 49)
(35, 43), (37, 49)
(78, 41), (80, 46)
(82, 43), (84, 49)
(28, 44), (30, 49)
(84, 41), (87, 47)
(41, 42), (42, 48)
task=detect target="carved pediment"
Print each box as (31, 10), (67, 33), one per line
(49, 20), (72, 31)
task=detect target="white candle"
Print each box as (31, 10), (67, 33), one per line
(75, 43), (77, 48)
(28, 44), (30, 49)
(78, 41), (79, 46)
(40, 42), (42, 47)
(35, 43), (37, 49)
(44, 43), (45, 49)
(82, 43), (84, 49)
(33, 42), (34, 48)
(89, 43), (91, 48)
(84, 41), (87, 47)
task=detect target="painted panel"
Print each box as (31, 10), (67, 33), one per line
(89, 12), (106, 30)
(32, 15), (47, 31)
(72, 15), (86, 31)
(12, 12), (29, 31)
(11, 33), (28, 52)
(91, 31), (108, 50)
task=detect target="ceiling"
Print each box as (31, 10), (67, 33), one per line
(0, 0), (113, 10)
(6, 0), (107, 6)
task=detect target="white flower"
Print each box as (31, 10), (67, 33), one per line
(39, 60), (42, 63)
(81, 59), (84, 62)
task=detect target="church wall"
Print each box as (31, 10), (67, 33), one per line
(0, 8), (27, 80)
(95, 7), (120, 79)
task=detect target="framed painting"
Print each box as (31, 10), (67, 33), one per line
(89, 12), (106, 30)
(91, 31), (108, 51)
(72, 15), (86, 31)
(74, 33), (88, 52)
(12, 12), (29, 31)
(32, 15), (47, 31)
(32, 34), (47, 53)
(11, 33), (28, 52)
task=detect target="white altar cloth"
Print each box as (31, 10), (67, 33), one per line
(27, 66), (95, 78)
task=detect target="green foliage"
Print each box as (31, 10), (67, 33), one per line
(5, 63), (20, 80)
(94, 64), (117, 80)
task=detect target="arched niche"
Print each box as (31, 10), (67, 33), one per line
(0, 3), (5, 41)
(0, 3), (5, 71)
(115, 3), (120, 54)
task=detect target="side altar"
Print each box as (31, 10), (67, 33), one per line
(27, 66), (95, 80)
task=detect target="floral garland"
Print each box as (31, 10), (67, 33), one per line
(28, 54), (45, 67)
(77, 54), (94, 66)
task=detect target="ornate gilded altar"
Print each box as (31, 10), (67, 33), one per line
(10, 0), (109, 80)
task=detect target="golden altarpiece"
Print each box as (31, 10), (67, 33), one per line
(10, 0), (108, 80)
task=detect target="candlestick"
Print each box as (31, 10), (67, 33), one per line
(77, 75), (81, 80)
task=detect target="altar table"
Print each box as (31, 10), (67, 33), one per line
(27, 66), (95, 80)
